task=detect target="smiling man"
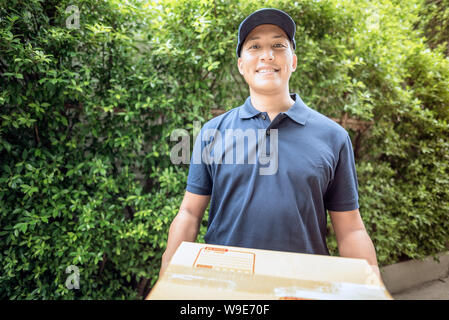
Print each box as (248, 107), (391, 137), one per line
(159, 8), (382, 281)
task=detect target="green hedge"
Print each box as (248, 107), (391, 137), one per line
(1, 0), (448, 299)
(416, 0), (449, 56)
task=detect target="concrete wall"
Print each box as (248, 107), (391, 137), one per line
(380, 251), (449, 294)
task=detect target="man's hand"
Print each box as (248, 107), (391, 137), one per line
(159, 252), (171, 278)
(370, 264), (383, 284)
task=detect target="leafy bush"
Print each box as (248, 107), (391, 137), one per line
(0, 0), (196, 299)
(1, 0), (448, 299)
(416, 0), (449, 56)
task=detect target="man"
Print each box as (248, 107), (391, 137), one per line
(160, 8), (382, 280)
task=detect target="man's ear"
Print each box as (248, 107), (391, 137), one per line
(237, 57), (244, 75)
(291, 53), (297, 72)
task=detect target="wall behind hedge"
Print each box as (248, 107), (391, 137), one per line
(1, 0), (448, 299)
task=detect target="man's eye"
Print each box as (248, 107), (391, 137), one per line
(249, 44), (259, 49)
(274, 43), (286, 48)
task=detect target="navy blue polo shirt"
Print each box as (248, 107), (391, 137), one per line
(186, 93), (359, 255)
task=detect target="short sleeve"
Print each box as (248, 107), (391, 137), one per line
(186, 128), (213, 195)
(324, 133), (359, 211)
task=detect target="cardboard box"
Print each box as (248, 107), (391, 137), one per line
(147, 241), (393, 300)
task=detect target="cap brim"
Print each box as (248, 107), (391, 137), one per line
(237, 8), (296, 57)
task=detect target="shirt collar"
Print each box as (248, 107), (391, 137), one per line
(239, 93), (310, 125)
(238, 96), (262, 119)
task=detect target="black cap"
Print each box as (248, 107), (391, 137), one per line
(236, 8), (296, 58)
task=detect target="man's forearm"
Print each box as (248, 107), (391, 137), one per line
(160, 209), (201, 275)
(336, 229), (382, 281)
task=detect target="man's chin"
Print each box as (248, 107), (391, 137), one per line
(249, 83), (283, 94)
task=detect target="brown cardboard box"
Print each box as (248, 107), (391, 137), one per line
(147, 241), (392, 300)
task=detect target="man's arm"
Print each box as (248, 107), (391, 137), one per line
(159, 191), (211, 277)
(328, 209), (383, 282)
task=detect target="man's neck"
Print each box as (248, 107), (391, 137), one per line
(249, 89), (295, 121)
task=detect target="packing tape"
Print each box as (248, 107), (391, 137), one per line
(161, 265), (392, 300)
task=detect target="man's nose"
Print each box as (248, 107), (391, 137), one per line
(260, 48), (274, 60)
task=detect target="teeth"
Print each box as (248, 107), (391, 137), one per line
(258, 69), (277, 73)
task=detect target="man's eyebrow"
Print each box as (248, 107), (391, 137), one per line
(247, 34), (286, 41)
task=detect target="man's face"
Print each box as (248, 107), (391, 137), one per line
(237, 24), (297, 95)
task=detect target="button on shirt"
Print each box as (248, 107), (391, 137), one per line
(186, 93), (359, 255)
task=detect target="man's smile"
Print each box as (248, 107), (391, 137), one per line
(256, 66), (280, 75)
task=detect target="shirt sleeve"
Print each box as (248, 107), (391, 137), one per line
(324, 133), (360, 211)
(186, 127), (213, 195)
